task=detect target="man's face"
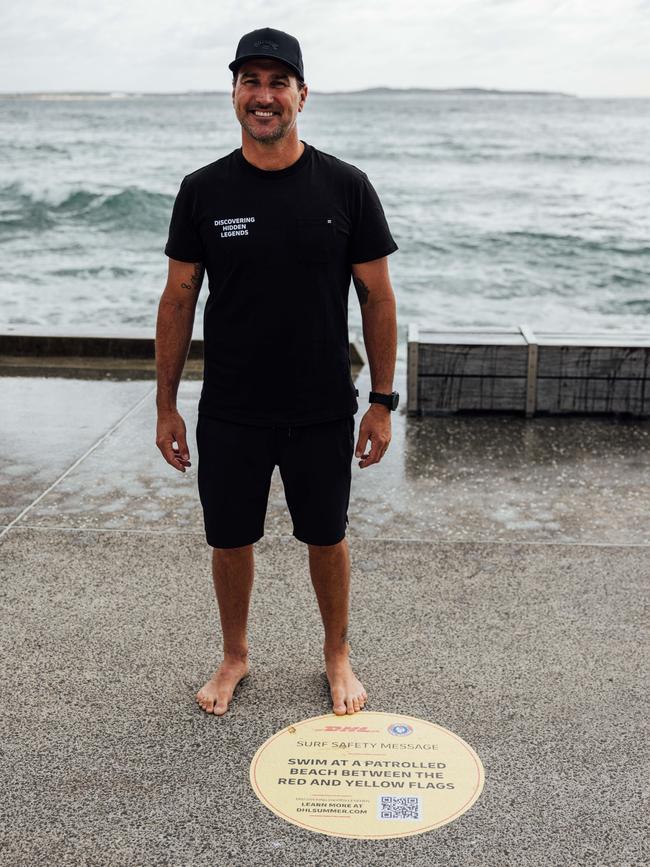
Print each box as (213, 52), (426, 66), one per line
(232, 59), (307, 144)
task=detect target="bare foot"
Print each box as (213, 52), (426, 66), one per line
(196, 657), (249, 716)
(325, 642), (367, 715)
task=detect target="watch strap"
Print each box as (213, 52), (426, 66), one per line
(369, 390), (399, 410)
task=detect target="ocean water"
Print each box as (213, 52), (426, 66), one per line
(1, 92), (649, 361)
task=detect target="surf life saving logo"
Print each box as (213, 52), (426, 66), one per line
(388, 723), (414, 736)
(214, 216), (255, 239)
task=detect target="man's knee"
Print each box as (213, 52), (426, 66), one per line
(212, 542), (255, 555)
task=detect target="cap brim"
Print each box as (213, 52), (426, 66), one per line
(228, 54), (302, 80)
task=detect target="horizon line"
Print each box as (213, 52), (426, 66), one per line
(1, 86), (648, 99)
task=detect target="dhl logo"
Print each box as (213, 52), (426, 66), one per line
(315, 725), (380, 732)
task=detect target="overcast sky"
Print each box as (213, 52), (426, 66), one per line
(2, 0), (649, 97)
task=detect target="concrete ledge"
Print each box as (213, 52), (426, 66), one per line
(0, 327), (368, 366)
(0, 327), (203, 360)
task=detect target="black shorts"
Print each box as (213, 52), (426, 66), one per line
(196, 414), (355, 548)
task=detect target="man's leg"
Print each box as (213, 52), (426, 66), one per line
(195, 416), (276, 716)
(196, 544), (254, 716)
(308, 538), (368, 716)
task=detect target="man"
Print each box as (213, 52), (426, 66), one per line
(156, 27), (399, 717)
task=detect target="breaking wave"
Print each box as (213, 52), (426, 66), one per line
(0, 183), (173, 233)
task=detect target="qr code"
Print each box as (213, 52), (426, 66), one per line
(377, 796), (421, 821)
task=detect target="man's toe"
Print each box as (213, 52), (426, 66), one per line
(214, 692), (230, 714)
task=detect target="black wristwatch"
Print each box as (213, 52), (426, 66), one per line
(369, 390), (400, 411)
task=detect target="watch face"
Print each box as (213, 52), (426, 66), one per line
(391, 392), (400, 410)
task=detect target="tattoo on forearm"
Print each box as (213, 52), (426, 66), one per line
(181, 262), (205, 293)
(353, 275), (370, 306)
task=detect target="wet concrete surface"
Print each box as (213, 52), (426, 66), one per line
(3, 364), (649, 543)
(1, 377), (154, 527)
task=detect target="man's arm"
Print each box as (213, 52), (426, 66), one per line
(155, 258), (205, 473)
(351, 256), (397, 469)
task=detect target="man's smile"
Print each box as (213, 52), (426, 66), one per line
(249, 109), (279, 117)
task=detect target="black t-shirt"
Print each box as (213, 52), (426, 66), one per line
(164, 140), (398, 426)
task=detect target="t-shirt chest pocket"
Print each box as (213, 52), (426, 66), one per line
(296, 217), (335, 263)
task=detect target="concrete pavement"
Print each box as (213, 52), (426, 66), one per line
(1, 362), (649, 865)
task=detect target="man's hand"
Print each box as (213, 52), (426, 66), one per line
(156, 410), (191, 473)
(354, 404), (392, 468)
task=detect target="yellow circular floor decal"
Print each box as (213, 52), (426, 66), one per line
(250, 711), (485, 839)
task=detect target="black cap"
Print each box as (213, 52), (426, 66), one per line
(229, 27), (304, 82)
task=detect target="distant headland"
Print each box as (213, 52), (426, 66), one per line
(314, 86), (575, 97)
